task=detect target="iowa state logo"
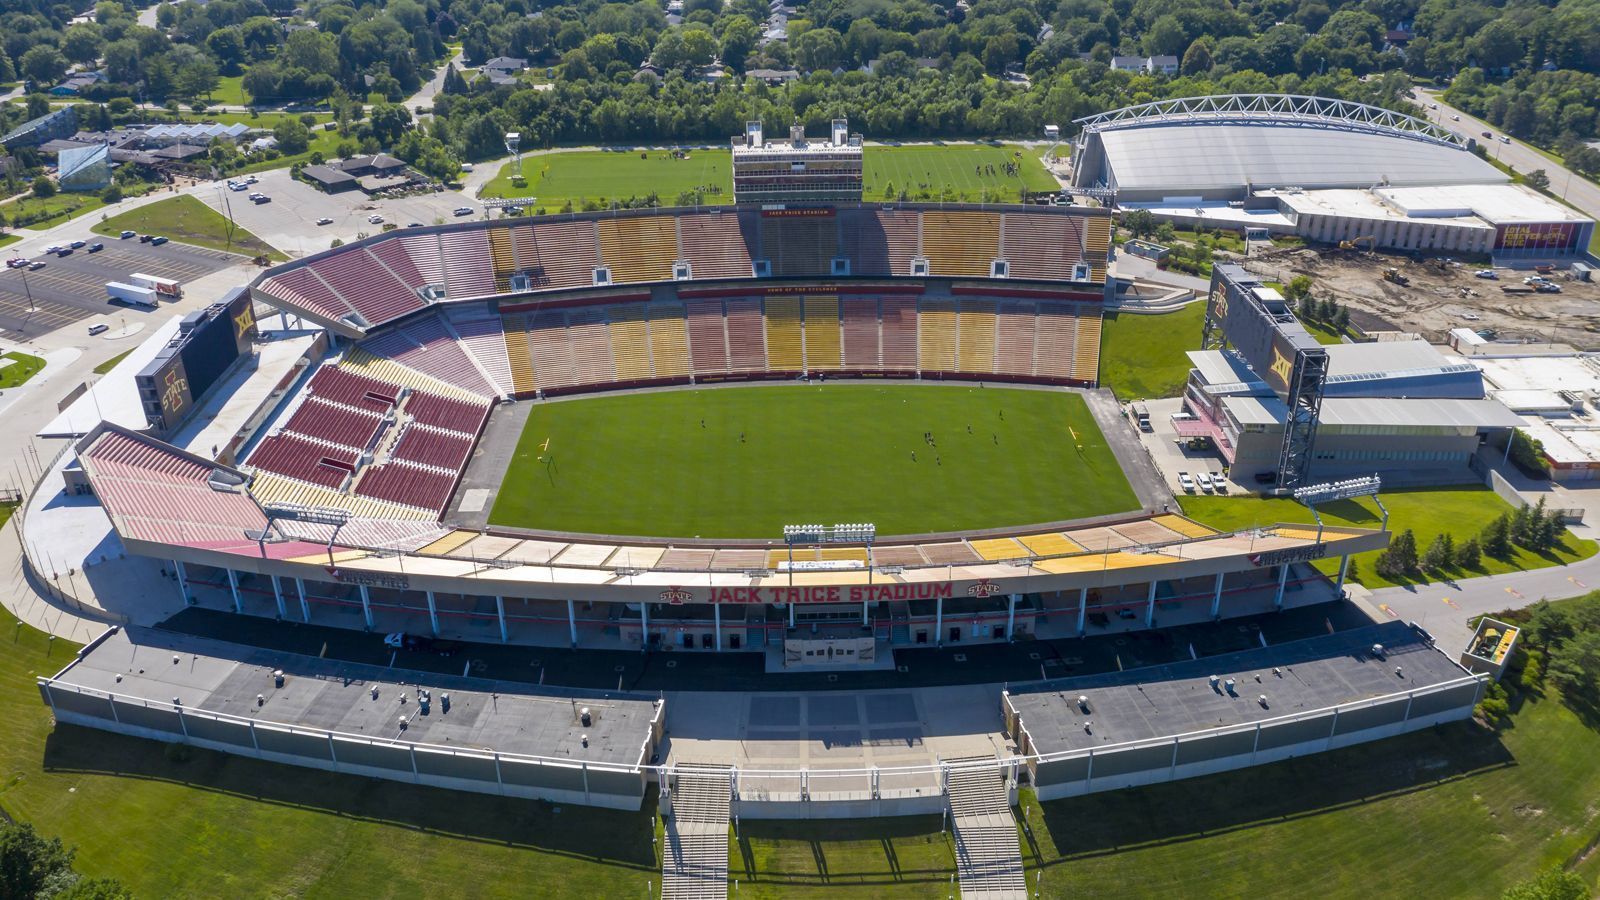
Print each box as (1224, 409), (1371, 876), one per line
(967, 580), (1001, 598)
(659, 587), (692, 605)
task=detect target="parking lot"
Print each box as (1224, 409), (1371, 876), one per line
(196, 169), (481, 258)
(0, 239), (243, 338)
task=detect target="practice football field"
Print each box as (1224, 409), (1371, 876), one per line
(479, 144), (1057, 207)
(488, 384), (1138, 538)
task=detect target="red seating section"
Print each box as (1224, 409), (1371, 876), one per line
(281, 397), (384, 451)
(249, 433), (359, 489)
(309, 248), (424, 324)
(305, 365), (401, 413)
(391, 425), (474, 471)
(80, 428), (269, 547)
(354, 461), (458, 512)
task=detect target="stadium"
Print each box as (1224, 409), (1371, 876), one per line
(1071, 94), (1595, 263)
(19, 118), (1497, 897)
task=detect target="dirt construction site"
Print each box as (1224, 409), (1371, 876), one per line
(1242, 246), (1600, 348)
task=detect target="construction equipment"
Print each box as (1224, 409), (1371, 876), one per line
(1339, 235), (1376, 252)
(1382, 268), (1410, 286)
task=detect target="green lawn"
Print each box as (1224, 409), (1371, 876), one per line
(0, 350), (45, 388)
(1181, 487), (1598, 589)
(730, 816), (956, 898)
(2, 192), (105, 229)
(489, 385), (1138, 537)
(0, 233), (20, 249)
(1097, 303), (1205, 400)
(92, 349), (133, 375)
(1021, 689), (1600, 898)
(480, 144), (1058, 208)
(208, 74), (248, 107)
(92, 195), (283, 259)
(0, 592), (659, 898)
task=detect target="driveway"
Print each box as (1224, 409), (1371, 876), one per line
(1413, 88), (1600, 224)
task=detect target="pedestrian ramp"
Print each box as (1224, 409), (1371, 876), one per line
(661, 765), (732, 900)
(945, 756), (1027, 900)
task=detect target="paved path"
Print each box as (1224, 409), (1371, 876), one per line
(1413, 88), (1600, 224)
(1366, 549), (1600, 651)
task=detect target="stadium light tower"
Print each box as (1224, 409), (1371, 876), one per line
(505, 131), (522, 178)
(1293, 475), (1385, 542)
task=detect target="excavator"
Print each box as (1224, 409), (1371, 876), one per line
(1338, 235), (1377, 253)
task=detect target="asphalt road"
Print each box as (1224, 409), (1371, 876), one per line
(1413, 88), (1600, 225)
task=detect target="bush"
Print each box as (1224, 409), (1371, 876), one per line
(1476, 681), (1510, 728)
(1501, 868), (1589, 900)
(100, 184), (122, 203)
(31, 177), (56, 199)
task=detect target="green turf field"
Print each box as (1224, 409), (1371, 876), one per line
(1097, 303), (1206, 400)
(488, 384), (1137, 537)
(480, 144), (1057, 207)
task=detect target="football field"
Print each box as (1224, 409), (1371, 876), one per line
(487, 384), (1137, 538)
(479, 144), (1059, 207)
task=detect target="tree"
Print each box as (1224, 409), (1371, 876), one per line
(1283, 274), (1314, 302)
(368, 103), (412, 148)
(1422, 533), (1454, 571)
(1546, 630), (1600, 701)
(61, 24), (106, 67)
(31, 177), (56, 199)
(175, 58), (220, 101)
(1501, 869), (1590, 900)
(273, 118), (311, 155)
(1376, 528), (1420, 578)
(18, 47), (68, 88)
(1181, 39), (1214, 76)
(1525, 169), (1550, 192)
(1334, 305), (1351, 333)
(1483, 513), (1514, 558)
(1121, 209), (1157, 239)
(794, 27), (844, 71)
(0, 822), (74, 899)
(55, 878), (135, 900)
(1454, 537), (1481, 570)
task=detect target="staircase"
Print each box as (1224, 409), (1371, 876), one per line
(945, 756), (1027, 900)
(661, 766), (732, 900)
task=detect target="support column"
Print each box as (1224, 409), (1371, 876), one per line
(714, 603), (722, 651)
(359, 584), (373, 629)
(1334, 555), (1351, 596)
(496, 596), (508, 643)
(425, 590), (439, 636)
(1275, 563), (1289, 610)
(1077, 587), (1087, 636)
(225, 568), (242, 613)
(862, 600), (869, 627)
(296, 577), (310, 622)
(271, 575), (286, 618)
(641, 601), (650, 650)
(1145, 581), (1157, 628)
(788, 602), (795, 628)
(1211, 571), (1224, 619)
(1006, 593), (1018, 640)
(174, 560), (189, 605)
(566, 599), (577, 646)
(935, 595), (944, 646)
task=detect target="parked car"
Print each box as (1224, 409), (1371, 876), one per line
(405, 221), (423, 228)
(316, 217), (333, 226)
(87, 323), (108, 335)
(228, 182), (249, 191)
(138, 234), (152, 243)
(27, 261), (46, 270)
(246, 192), (263, 200)
(1197, 472), (1214, 493)
(1482, 131), (1492, 138)
(87, 242), (103, 253)
(453, 206), (474, 216)
(383, 632), (463, 656)
(1210, 473), (1227, 493)
(1499, 135), (1511, 144)
(1450, 114), (1460, 120)
(150, 236), (168, 245)
(1474, 269), (1497, 279)
(69, 240), (85, 249)
(1178, 472), (1196, 493)
(55, 247), (73, 257)
(252, 195), (271, 204)
(367, 214), (384, 224)
(119, 230), (136, 239)
(5, 258), (26, 268)
(1536, 282), (1563, 293)
(44, 245), (63, 254)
